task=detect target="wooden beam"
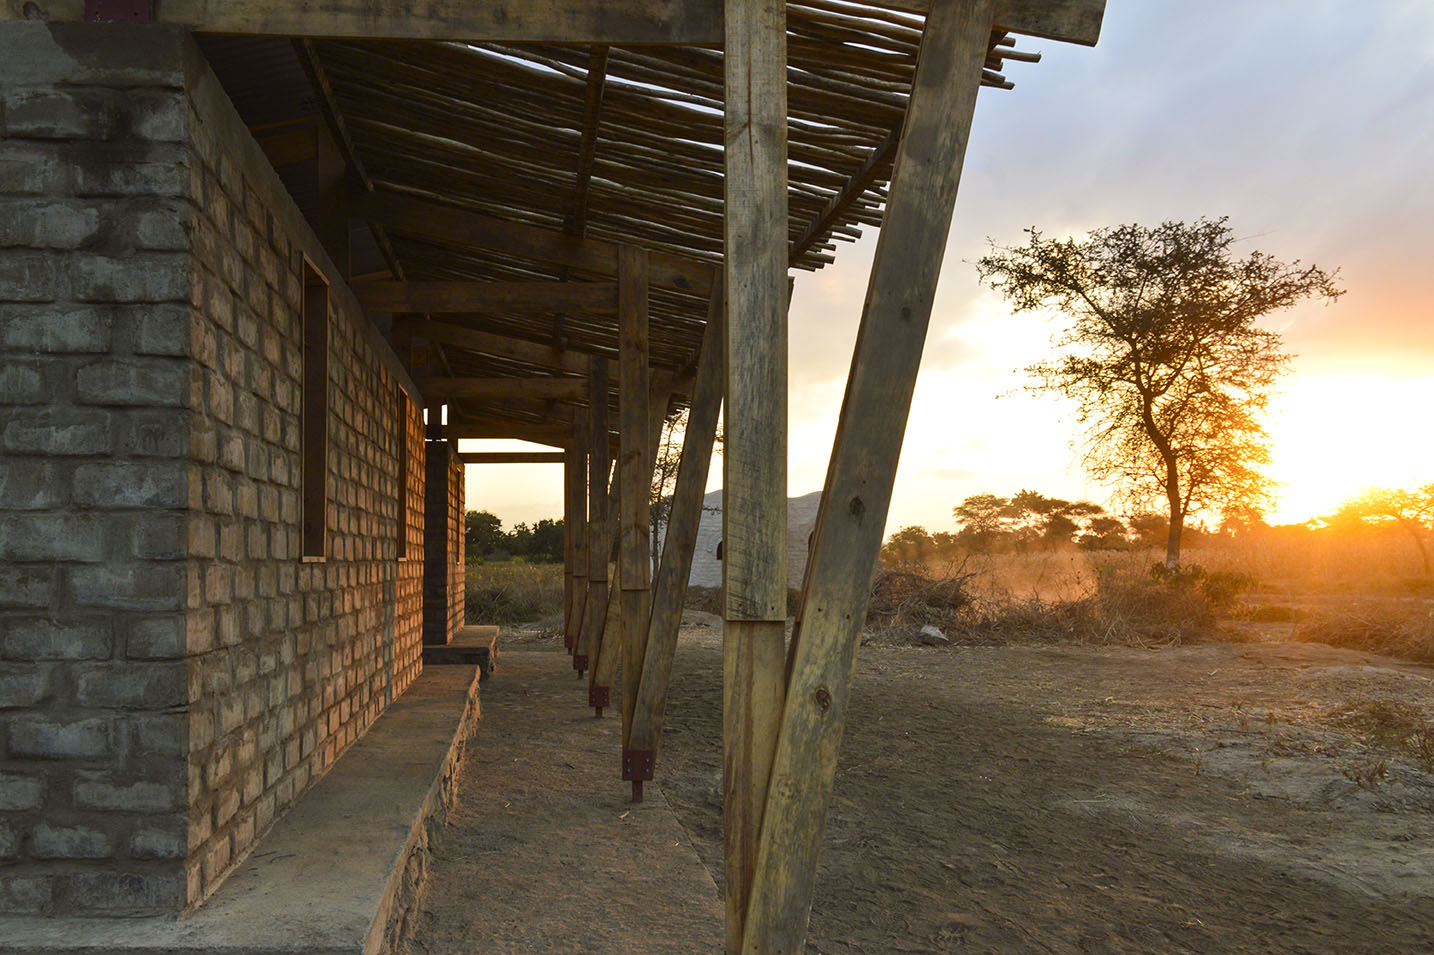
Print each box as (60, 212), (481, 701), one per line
(569, 47), (610, 237)
(875, 0), (1104, 45)
(459, 451), (567, 464)
(617, 247), (653, 799)
(788, 127), (898, 267)
(741, 2), (998, 950)
(627, 282), (724, 775)
(22, 0), (725, 43)
(356, 280), (619, 315)
(420, 377), (587, 402)
(440, 421), (570, 447)
(314, 122), (350, 279)
(352, 190), (715, 298)
(253, 120), (318, 169)
(722, 0), (788, 950)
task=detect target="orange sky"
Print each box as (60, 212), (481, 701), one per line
(464, 1), (1434, 537)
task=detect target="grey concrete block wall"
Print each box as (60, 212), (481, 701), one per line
(1, 22), (429, 917)
(1, 22), (193, 917)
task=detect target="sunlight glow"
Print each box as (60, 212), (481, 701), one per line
(1265, 374), (1434, 524)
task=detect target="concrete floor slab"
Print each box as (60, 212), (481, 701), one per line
(406, 649), (724, 954)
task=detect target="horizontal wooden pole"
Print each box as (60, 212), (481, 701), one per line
(16, 0), (724, 43)
(353, 190), (714, 298)
(420, 376), (587, 401)
(356, 280), (618, 315)
(459, 451), (566, 464)
(400, 319), (596, 378)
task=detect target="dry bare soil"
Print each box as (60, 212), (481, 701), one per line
(654, 617), (1434, 953)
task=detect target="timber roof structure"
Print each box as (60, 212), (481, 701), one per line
(195, 1), (1092, 442)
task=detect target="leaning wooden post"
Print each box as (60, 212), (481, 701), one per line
(627, 280), (725, 786)
(741, 3), (997, 951)
(723, 0), (788, 950)
(590, 385), (668, 719)
(575, 358), (609, 677)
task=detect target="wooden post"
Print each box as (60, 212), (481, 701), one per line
(315, 125), (350, 280)
(576, 358), (609, 677)
(563, 436), (587, 653)
(723, 0), (788, 950)
(627, 281), (724, 780)
(741, 3), (997, 951)
(616, 247), (654, 799)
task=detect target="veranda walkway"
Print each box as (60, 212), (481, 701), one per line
(408, 649), (724, 954)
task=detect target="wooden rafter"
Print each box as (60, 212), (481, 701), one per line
(569, 47), (611, 237)
(352, 190), (715, 298)
(419, 377), (588, 402)
(356, 280), (618, 315)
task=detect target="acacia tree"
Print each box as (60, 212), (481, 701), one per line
(1330, 485), (1434, 576)
(978, 218), (1341, 570)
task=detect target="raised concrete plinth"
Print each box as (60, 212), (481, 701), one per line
(422, 625), (499, 678)
(0, 665), (481, 955)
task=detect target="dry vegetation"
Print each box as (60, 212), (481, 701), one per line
(466, 531), (1434, 665)
(868, 531), (1434, 665)
(465, 560), (565, 628)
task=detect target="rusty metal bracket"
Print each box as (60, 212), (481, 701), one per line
(84, 0), (154, 22)
(573, 653), (588, 673)
(564, 632), (574, 652)
(623, 749), (654, 802)
(622, 748), (654, 782)
(589, 684), (610, 717)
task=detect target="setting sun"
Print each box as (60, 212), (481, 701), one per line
(1265, 374), (1434, 524)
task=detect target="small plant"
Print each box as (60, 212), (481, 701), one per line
(1338, 757), (1390, 791)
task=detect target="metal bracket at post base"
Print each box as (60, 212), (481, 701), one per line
(623, 749), (654, 802)
(564, 632), (574, 652)
(572, 653), (588, 674)
(84, 0), (154, 22)
(589, 684), (610, 717)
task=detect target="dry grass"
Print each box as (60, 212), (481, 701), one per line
(465, 560), (565, 626)
(1293, 601), (1434, 664)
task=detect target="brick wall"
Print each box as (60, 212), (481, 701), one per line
(0, 23), (430, 916)
(422, 441), (464, 645)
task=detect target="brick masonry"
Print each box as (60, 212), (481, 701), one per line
(422, 441), (465, 646)
(0, 23), (434, 916)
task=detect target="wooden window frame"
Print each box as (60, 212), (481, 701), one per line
(301, 256), (329, 560)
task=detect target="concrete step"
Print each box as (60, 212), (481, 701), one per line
(424, 624), (500, 678)
(1, 665), (482, 955)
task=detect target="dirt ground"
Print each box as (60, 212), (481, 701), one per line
(643, 614), (1434, 953)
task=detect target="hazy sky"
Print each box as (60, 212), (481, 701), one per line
(464, 1), (1434, 537)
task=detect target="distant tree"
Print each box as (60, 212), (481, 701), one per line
(1078, 516), (1130, 550)
(882, 525), (936, 568)
(978, 217), (1341, 570)
(528, 518), (566, 564)
(465, 510), (505, 558)
(1006, 489), (1106, 549)
(952, 493), (1012, 549)
(1329, 485), (1434, 576)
